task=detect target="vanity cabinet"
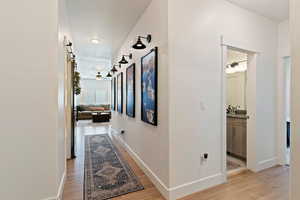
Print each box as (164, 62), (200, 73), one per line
(227, 116), (247, 160)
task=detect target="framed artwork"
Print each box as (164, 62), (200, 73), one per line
(111, 78), (116, 110)
(126, 63), (136, 118)
(117, 73), (123, 113)
(141, 47), (158, 126)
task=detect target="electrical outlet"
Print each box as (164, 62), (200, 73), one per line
(200, 153), (209, 164)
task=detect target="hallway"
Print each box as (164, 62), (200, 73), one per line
(62, 121), (165, 200)
(62, 122), (289, 200)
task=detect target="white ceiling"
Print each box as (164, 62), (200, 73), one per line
(66, 0), (152, 79)
(226, 0), (289, 22)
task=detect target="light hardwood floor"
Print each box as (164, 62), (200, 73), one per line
(62, 121), (289, 200)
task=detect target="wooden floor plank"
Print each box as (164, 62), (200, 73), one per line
(62, 121), (289, 200)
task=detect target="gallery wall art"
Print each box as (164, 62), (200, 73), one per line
(126, 63), (136, 118)
(141, 47), (158, 126)
(111, 77), (116, 111)
(117, 73), (123, 113)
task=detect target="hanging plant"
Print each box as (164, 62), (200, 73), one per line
(74, 71), (81, 95)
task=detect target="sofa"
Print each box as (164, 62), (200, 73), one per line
(76, 104), (111, 120)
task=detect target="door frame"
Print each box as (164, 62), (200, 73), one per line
(220, 38), (258, 179)
(278, 56), (291, 165)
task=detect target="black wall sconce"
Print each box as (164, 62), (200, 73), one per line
(106, 72), (112, 78)
(111, 65), (118, 74)
(119, 53), (133, 64)
(132, 34), (152, 49)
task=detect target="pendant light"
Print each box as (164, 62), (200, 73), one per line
(119, 53), (133, 65)
(132, 34), (152, 50)
(96, 72), (102, 80)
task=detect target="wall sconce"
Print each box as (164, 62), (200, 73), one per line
(119, 53), (133, 64)
(132, 34), (152, 49)
(111, 65), (118, 74)
(106, 72), (112, 78)
(96, 72), (102, 80)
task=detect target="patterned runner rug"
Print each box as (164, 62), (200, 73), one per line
(84, 135), (144, 200)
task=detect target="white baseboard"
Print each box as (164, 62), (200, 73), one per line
(111, 129), (226, 200)
(42, 171), (66, 200)
(111, 129), (170, 200)
(256, 157), (278, 172)
(169, 173), (226, 200)
(57, 171), (66, 200)
(42, 197), (57, 200)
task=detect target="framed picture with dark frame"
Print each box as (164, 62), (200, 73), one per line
(126, 63), (136, 118)
(117, 73), (123, 113)
(111, 77), (116, 111)
(141, 47), (158, 126)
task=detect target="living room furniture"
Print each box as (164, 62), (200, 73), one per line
(92, 113), (111, 123)
(76, 104), (111, 120)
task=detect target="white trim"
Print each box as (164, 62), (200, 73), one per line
(112, 129), (226, 200)
(41, 171), (66, 200)
(57, 171), (66, 200)
(42, 197), (57, 200)
(220, 38), (228, 180)
(111, 129), (170, 200)
(169, 173), (225, 200)
(255, 157), (278, 172)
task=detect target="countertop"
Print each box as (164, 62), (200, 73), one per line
(227, 113), (249, 119)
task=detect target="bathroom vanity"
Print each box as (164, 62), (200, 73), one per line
(227, 114), (248, 160)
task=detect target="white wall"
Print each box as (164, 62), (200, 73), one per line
(290, 0), (300, 199)
(0, 0), (68, 199)
(111, 0), (170, 197)
(226, 72), (247, 110)
(168, 0), (278, 198)
(77, 79), (111, 105)
(58, 0), (71, 190)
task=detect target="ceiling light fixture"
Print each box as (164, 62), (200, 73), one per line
(96, 72), (102, 80)
(132, 34), (152, 50)
(119, 53), (133, 65)
(91, 39), (100, 44)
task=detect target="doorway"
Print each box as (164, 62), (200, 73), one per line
(225, 49), (248, 174)
(221, 44), (258, 178)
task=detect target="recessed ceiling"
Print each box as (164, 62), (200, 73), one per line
(66, 0), (152, 79)
(226, 0), (289, 22)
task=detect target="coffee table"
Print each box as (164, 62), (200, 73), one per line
(92, 112), (111, 123)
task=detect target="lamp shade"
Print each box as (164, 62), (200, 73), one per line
(106, 72), (112, 78)
(119, 56), (128, 64)
(111, 66), (118, 73)
(132, 37), (146, 49)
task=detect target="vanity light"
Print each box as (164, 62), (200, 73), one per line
(119, 53), (133, 64)
(132, 34), (152, 50)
